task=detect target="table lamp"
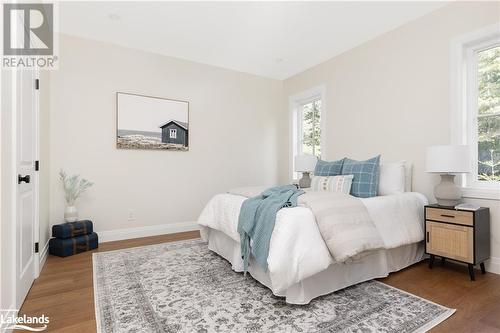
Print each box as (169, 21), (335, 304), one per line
(425, 145), (471, 206)
(294, 154), (317, 188)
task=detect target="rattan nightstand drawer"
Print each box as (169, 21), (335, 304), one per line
(426, 207), (473, 226)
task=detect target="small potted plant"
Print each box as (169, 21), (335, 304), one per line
(59, 170), (93, 222)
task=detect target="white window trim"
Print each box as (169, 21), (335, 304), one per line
(169, 128), (177, 139)
(289, 85), (327, 182)
(450, 23), (500, 200)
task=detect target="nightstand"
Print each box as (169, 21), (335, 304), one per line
(424, 204), (490, 281)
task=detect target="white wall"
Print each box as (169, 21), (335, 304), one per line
(49, 35), (284, 234)
(283, 1), (500, 272)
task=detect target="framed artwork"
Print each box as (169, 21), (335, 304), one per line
(116, 92), (189, 151)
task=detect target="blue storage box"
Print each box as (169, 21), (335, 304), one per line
(49, 232), (98, 257)
(52, 220), (93, 239)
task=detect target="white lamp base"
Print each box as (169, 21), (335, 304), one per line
(434, 174), (462, 207)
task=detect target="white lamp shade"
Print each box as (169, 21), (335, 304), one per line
(425, 145), (471, 173)
(294, 154), (317, 172)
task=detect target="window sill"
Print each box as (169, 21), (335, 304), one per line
(462, 187), (500, 201)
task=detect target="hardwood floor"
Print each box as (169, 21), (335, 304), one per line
(18, 232), (500, 333)
(380, 260), (500, 333)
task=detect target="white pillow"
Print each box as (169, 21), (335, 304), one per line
(404, 162), (412, 192)
(378, 161), (407, 195)
(311, 175), (354, 194)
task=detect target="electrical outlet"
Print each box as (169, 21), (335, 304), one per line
(127, 209), (136, 221)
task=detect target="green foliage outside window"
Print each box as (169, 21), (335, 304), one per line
(301, 100), (321, 157)
(477, 46), (500, 181)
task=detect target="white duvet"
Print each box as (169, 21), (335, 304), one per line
(197, 191), (428, 293)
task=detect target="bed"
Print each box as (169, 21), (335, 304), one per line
(197, 162), (428, 304)
(198, 161), (428, 304)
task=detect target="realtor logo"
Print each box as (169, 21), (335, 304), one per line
(2, 2), (58, 69)
(3, 3), (53, 55)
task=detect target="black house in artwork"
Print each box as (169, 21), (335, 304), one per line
(159, 120), (188, 146)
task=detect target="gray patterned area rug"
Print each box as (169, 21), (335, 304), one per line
(93, 239), (455, 333)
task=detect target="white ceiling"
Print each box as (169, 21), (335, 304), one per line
(60, 1), (449, 80)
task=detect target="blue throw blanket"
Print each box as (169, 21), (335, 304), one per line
(237, 185), (304, 273)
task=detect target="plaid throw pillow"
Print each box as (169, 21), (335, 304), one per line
(314, 158), (345, 176)
(341, 155), (381, 198)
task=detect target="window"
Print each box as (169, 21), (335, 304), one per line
(290, 86), (326, 180)
(451, 24), (500, 199)
(298, 99), (322, 156)
(475, 46), (500, 182)
(169, 128), (177, 139)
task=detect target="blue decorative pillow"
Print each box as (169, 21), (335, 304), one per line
(314, 158), (345, 176)
(341, 155), (381, 198)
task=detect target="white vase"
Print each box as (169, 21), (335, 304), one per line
(64, 205), (78, 222)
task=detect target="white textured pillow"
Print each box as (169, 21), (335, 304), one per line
(378, 161), (407, 196)
(404, 163), (412, 192)
(311, 175), (354, 194)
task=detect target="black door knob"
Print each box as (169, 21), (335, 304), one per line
(18, 174), (30, 184)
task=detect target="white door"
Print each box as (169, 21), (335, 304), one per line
(15, 68), (39, 308)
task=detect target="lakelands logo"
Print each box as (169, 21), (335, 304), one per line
(0, 310), (49, 331)
(2, 2), (58, 69)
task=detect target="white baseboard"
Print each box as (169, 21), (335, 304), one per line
(39, 240), (49, 269)
(34, 240), (49, 279)
(486, 256), (500, 275)
(98, 222), (200, 243)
